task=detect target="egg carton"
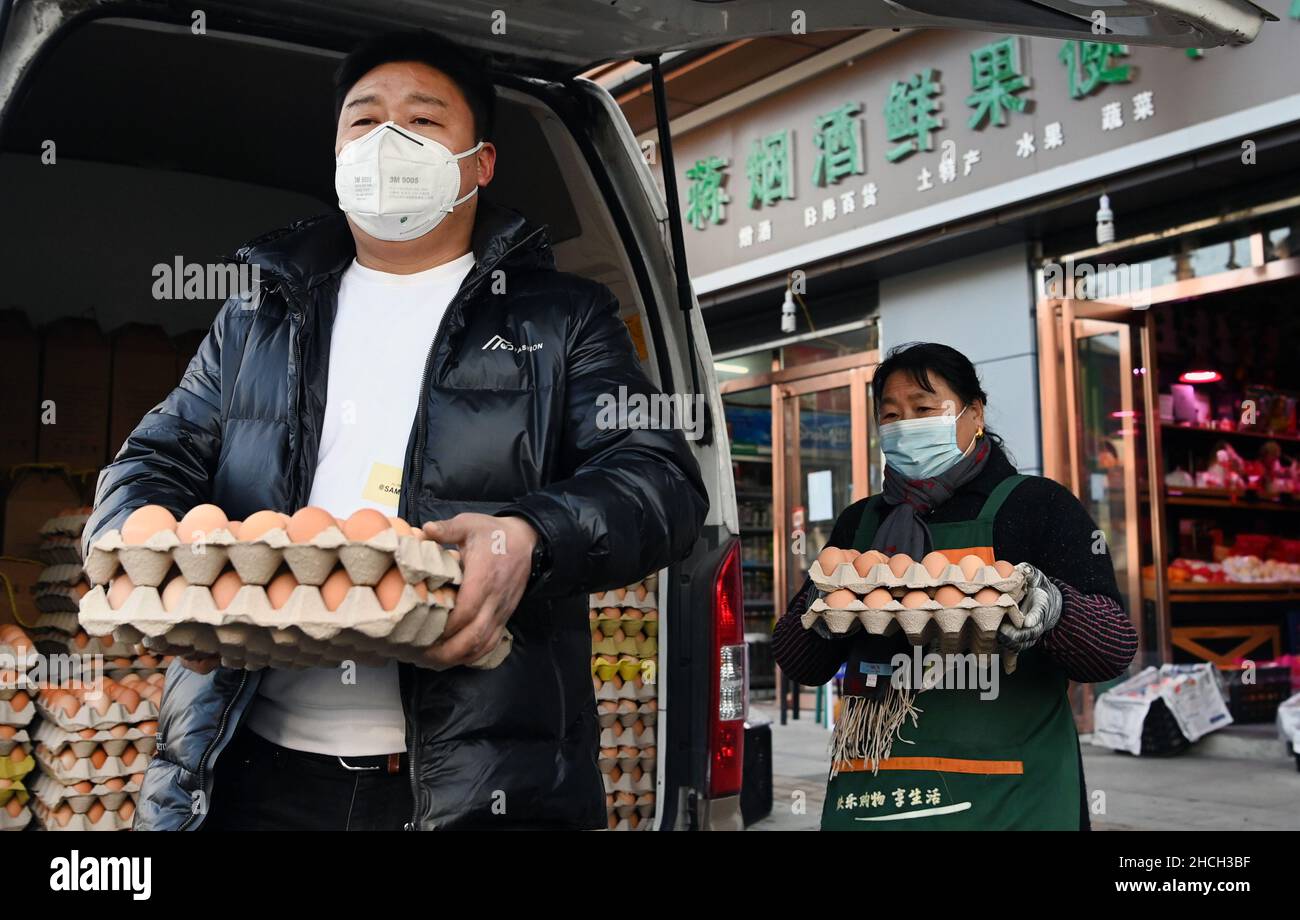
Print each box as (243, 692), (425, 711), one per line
(602, 766), (654, 795)
(34, 742), (150, 785)
(0, 696), (35, 727)
(40, 512), (90, 538)
(0, 632), (39, 668)
(591, 655), (656, 684)
(32, 770), (141, 812)
(49, 631), (139, 659)
(591, 633), (657, 658)
(28, 612), (81, 637)
(591, 607), (659, 638)
(0, 745), (34, 782)
(0, 729), (31, 756)
(81, 573), (510, 671)
(589, 586), (657, 610)
(802, 596), (1025, 667)
(599, 721), (656, 749)
(810, 558), (1026, 598)
(85, 526), (459, 589)
(0, 804), (31, 831)
(33, 692), (159, 732)
(35, 587), (82, 614)
(38, 563), (85, 588)
(32, 795), (136, 832)
(593, 675), (657, 704)
(596, 699), (657, 729)
(34, 720), (156, 758)
(39, 536), (83, 567)
(608, 790), (656, 820)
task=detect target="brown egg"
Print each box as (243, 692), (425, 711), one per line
(935, 585), (966, 606)
(959, 555), (985, 581)
(73, 780), (94, 794)
(4, 797), (21, 818)
(48, 690), (79, 718)
(109, 723), (129, 738)
(824, 589), (858, 609)
(116, 688), (141, 713)
(266, 572), (298, 609)
(901, 590), (932, 609)
(817, 547), (845, 573)
(89, 694), (113, 717)
(210, 570), (243, 610)
(238, 510), (288, 541)
(387, 516), (414, 537)
(72, 582), (89, 599)
(161, 575), (189, 612)
(320, 569), (352, 611)
(375, 567), (407, 611)
(343, 509), (391, 542)
(412, 581), (428, 602)
(227, 520), (242, 537)
(177, 504), (229, 543)
(137, 720), (158, 735)
(103, 777), (126, 792)
(974, 588), (1001, 605)
(107, 574), (136, 610)
(72, 631), (90, 649)
(119, 800), (136, 822)
(994, 560), (1015, 578)
(864, 588), (895, 609)
(120, 746), (139, 767)
(87, 801), (106, 824)
(922, 551), (951, 579)
(9, 691), (28, 711)
(58, 748), (77, 769)
(121, 505), (178, 545)
(77, 728), (97, 739)
(852, 552), (879, 577)
(8, 746), (25, 764)
(888, 554), (914, 577)
(287, 506), (337, 543)
(53, 804), (74, 827)
(0, 726), (13, 740)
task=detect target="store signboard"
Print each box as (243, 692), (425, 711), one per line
(659, 17), (1300, 293)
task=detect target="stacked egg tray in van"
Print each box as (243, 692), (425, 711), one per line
(804, 549), (1029, 670)
(35, 507), (92, 625)
(29, 675), (160, 831)
(78, 504), (510, 672)
(590, 576), (658, 831)
(0, 626), (38, 831)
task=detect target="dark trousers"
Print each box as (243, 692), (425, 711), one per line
(202, 725), (414, 831)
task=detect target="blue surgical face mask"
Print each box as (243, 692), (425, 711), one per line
(880, 406), (973, 480)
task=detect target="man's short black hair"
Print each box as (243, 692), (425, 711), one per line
(334, 31), (496, 141)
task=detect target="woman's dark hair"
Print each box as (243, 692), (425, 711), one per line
(334, 31), (496, 141)
(872, 342), (1010, 456)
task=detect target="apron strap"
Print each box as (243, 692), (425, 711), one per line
(975, 473), (1029, 526)
(850, 495), (888, 551)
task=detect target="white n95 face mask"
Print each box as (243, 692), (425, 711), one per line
(335, 122), (483, 242)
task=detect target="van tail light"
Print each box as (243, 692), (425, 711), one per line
(709, 538), (747, 798)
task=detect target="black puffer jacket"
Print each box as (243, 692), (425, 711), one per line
(84, 202), (709, 830)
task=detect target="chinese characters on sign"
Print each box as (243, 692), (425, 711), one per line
(811, 102), (866, 185)
(684, 156), (729, 230)
(966, 37), (1031, 129)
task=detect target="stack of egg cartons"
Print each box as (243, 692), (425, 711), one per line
(804, 548), (1029, 670)
(32, 507), (93, 642)
(0, 625), (38, 832)
(78, 504), (498, 671)
(590, 575), (658, 831)
(30, 674), (160, 830)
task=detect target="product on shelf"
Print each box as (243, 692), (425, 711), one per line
(590, 575), (659, 831)
(78, 504), (511, 671)
(802, 548), (1028, 671)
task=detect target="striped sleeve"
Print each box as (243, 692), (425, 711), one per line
(771, 576), (852, 686)
(1039, 577), (1138, 683)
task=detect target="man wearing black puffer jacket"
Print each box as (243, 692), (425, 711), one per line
(82, 32), (708, 830)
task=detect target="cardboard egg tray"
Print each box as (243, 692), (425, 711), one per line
(35, 741), (151, 785)
(81, 532), (512, 670)
(596, 698), (657, 729)
(591, 632), (657, 659)
(0, 743), (34, 783)
(28, 612), (80, 638)
(84, 525), (455, 588)
(593, 675), (657, 704)
(32, 770), (141, 813)
(608, 790), (656, 824)
(34, 693), (159, 732)
(591, 606), (659, 638)
(32, 795), (136, 832)
(589, 586), (657, 611)
(602, 763), (654, 796)
(0, 696), (35, 727)
(40, 512), (90, 539)
(38, 563), (85, 588)
(39, 535), (83, 566)
(0, 728), (30, 757)
(0, 804), (31, 831)
(34, 720), (157, 758)
(809, 558), (1026, 597)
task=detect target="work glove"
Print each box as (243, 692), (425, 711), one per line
(998, 562), (1062, 652)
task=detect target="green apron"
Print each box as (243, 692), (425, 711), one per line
(820, 475), (1082, 830)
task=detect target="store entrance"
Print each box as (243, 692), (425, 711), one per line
(720, 352), (879, 705)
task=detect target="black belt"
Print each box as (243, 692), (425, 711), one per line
(242, 728), (406, 775)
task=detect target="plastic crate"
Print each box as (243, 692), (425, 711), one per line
(1222, 665), (1292, 723)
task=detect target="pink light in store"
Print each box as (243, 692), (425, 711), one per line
(1179, 370), (1222, 384)
(1110, 410), (1136, 418)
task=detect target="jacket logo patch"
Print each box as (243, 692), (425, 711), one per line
(482, 334), (542, 353)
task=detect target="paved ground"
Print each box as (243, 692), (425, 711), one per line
(746, 700), (1300, 831)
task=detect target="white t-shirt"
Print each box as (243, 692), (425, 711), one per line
(247, 251), (476, 756)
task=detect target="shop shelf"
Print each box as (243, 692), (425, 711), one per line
(1160, 423), (1300, 446)
(1145, 577), (1300, 603)
(1165, 487), (1300, 512)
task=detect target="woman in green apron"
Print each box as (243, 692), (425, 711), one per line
(772, 342), (1137, 830)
